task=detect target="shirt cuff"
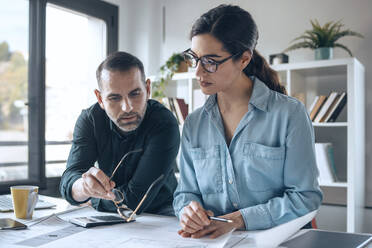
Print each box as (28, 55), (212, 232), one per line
(240, 204), (274, 230)
(65, 175), (91, 206)
(173, 194), (203, 220)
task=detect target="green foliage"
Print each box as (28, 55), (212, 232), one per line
(284, 19), (364, 56)
(0, 50), (28, 130)
(0, 41), (10, 62)
(152, 53), (185, 100)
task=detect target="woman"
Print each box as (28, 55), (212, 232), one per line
(173, 4), (322, 239)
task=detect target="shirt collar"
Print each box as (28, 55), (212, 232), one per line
(110, 120), (137, 139)
(204, 77), (271, 113)
(248, 77), (270, 112)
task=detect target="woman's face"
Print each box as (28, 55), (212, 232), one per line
(190, 33), (244, 95)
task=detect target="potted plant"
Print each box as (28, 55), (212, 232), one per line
(152, 52), (187, 100)
(162, 53), (188, 73)
(284, 19), (364, 60)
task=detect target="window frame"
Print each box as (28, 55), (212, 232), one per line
(0, 0), (118, 195)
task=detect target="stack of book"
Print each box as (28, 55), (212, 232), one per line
(314, 143), (338, 184)
(162, 97), (188, 125)
(308, 92), (347, 123)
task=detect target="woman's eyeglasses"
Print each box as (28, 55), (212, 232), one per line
(109, 148), (164, 222)
(182, 48), (239, 73)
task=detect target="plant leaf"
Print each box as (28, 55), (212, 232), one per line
(330, 30), (364, 43)
(283, 41), (316, 52)
(334, 43), (353, 56)
(285, 19), (364, 51)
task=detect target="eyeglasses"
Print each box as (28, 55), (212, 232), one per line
(182, 48), (239, 73)
(109, 149), (164, 222)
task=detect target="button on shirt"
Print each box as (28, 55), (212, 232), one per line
(60, 100), (180, 214)
(173, 78), (323, 230)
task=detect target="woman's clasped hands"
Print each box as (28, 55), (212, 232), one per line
(178, 201), (245, 239)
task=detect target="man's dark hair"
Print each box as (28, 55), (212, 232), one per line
(96, 51), (146, 89)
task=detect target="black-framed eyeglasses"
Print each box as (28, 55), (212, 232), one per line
(109, 148), (164, 222)
(182, 48), (240, 73)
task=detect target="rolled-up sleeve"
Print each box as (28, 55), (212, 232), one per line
(240, 103), (323, 230)
(59, 110), (98, 205)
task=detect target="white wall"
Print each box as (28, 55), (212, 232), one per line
(104, 0), (164, 76)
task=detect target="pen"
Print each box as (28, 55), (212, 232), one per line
(209, 216), (233, 223)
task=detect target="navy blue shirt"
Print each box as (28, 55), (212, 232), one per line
(60, 99), (180, 214)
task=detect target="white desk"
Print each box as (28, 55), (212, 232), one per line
(0, 195), (80, 225)
(0, 196), (337, 248)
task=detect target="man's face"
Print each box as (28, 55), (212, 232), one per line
(95, 67), (150, 133)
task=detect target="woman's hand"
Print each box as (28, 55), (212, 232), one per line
(178, 210), (246, 239)
(178, 201), (213, 236)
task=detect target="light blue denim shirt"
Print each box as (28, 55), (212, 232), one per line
(173, 78), (323, 230)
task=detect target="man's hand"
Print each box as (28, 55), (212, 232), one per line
(178, 209), (246, 239)
(72, 167), (116, 202)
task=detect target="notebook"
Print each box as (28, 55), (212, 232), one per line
(0, 194), (56, 212)
(69, 215), (134, 228)
(281, 229), (372, 248)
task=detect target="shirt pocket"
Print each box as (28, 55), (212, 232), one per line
(190, 145), (223, 194)
(242, 142), (285, 192)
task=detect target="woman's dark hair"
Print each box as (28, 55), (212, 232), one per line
(191, 4), (286, 95)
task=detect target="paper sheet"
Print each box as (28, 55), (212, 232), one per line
(47, 213), (236, 248)
(0, 214), (76, 247)
(233, 210), (318, 248)
(0, 205), (317, 248)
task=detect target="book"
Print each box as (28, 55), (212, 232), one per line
(314, 143), (338, 184)
(280, 229), (372, 248)
(175, 98), (188, 120)
(308, 96), (319, 115)
(310, 95), (327, 121)
(313, 92), (338, 123)
(320, 93), (340, 122)
(293, 92), (305, 105)
(172, 98), (185, 125)
(161, 97), (171, 110)
(326, 92), (347, 122)
(168, 98), (180, 125)
(162, 97), (179, 124)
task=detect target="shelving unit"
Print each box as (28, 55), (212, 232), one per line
(272, 58), (365, 233)
(151, 71), (206, 114)
(153, 58), (365, 232)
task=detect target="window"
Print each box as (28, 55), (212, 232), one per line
(45, 4), (107, 177)
(0, 0), (118, 194)
(0, 0), (29, 182)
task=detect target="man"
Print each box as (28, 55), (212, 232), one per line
(60, 51), (180, 216)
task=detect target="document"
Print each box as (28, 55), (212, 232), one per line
(251, 210), (317, 247)
(0, 205), (317, 248)
(0, 214), (79, 247)
(49, 213), (239, 248)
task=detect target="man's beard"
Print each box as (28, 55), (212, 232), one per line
(116, 107), (146, 132)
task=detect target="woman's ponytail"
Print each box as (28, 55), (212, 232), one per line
(244, 50), (287, 95)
